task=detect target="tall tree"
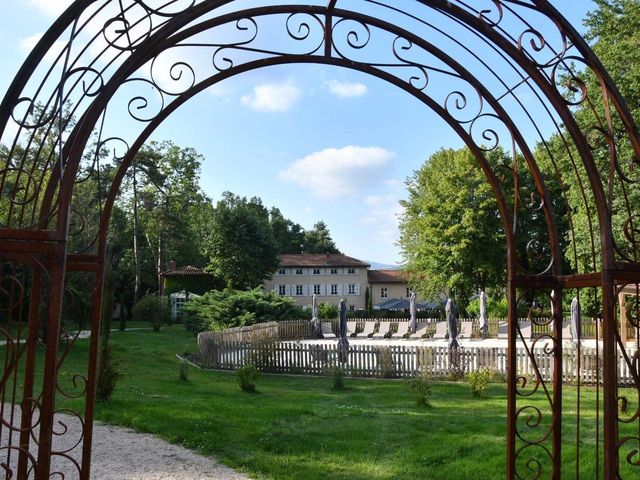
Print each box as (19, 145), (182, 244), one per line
(269, 207), (305, 253)
(303, 221), (340, 254)
(204, 192), (279, 289)
(398, 148), (506, 309)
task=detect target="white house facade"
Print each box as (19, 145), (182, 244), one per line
(263, 254), (370, 310)
(263, 254), (429, 310)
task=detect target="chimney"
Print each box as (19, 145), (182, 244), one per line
(169, 260), (177, 272)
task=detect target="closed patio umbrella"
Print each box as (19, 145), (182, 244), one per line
(408, 291), (417, 334)
(311, 294), (321, 338)
(337, 299), (350, 364)
(571, 296), (581, 345)
(446, 298), (459, 348)
(478, 291), (488, 336)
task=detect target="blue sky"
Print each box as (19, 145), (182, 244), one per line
(0, 1), (595, 265)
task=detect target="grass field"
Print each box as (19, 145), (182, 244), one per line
(38, 326), (639, 479)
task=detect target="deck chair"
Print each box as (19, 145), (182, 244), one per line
(432, 321), (448, 339)
(321, 322), (336, 339)
(346, 321), (358, 337)
(409, 322), (429, 339)
(372, 321), (391, 339)
(517, 321), (532, 341)
(356, 322), (376, 338)
(390, 321), (410, 339)
(497, 322), (508, 339)
(561, 320), (572, 340)
(459, 321), (474, 339)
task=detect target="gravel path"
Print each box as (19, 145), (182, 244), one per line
(87, 420), (251, 480)
(0, 407), (252, 480)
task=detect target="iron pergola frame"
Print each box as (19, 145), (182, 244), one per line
(0, 1), (638, 478)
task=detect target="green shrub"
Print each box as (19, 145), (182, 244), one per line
(326, 365), (345, 390)
(376, 347), (395, 378)
(467, 368), (491, 397)
(182, 287), (304, 334)
(236, 364), (261, 392)
(132, 295), (170, 332)
(407, 370), (432, 407)
(467, 295), (508, 319)
(96, 344), (121, 401)
(179, 361), (189, 382)
(319, 302), (339, 320)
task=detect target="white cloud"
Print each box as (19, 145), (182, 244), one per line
(279, 146), (394, 199)
(326, 80), (368, 98)
(19, 33), (67, 62)
(241, 82), (302, 112)
(28, 0), (73, 17)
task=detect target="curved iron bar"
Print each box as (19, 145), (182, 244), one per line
(45, 6), (561, 280)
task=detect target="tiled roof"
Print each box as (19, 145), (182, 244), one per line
(162, 265), (212, 277)
(278, 253), (370, 268)
(367, 269), (407, 283)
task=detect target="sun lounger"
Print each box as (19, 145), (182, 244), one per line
(459, 321), (473, 339)
(321, 322), (336, 339)
(346, 321), (358, 337)
(518, 321), (532, 341)
(409, 322), (429, 339)
(497, 322), (508, 339)
(372, 321), (391, 339)
(432, 321), (448, 339)
(390, 321), (410, 339)
(497, 321), (532, 340)
(561, 320), (572, 340)
(355, 322), (376, 338)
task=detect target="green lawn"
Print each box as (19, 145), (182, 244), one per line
(45, 327), (638, 479)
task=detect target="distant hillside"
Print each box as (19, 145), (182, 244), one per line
(366, 261), (403, 270)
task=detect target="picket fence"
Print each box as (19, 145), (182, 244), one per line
(196, 340), (637, 385)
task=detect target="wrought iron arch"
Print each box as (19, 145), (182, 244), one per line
(0, 1), (638, 479)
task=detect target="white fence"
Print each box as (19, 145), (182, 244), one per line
(195, 340), (637, 385)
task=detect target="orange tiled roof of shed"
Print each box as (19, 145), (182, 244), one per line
(278, 253), (370, 268)
(162, 265), (212, 277)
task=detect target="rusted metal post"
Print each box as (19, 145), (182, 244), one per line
(506, 278), (516, 479)
(80, 263), (104, 480)
(600, 271), (618, 480)
(17, 272), (42, 477)
(35, 250), (67, 479)
(551, 288), (563, 479)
